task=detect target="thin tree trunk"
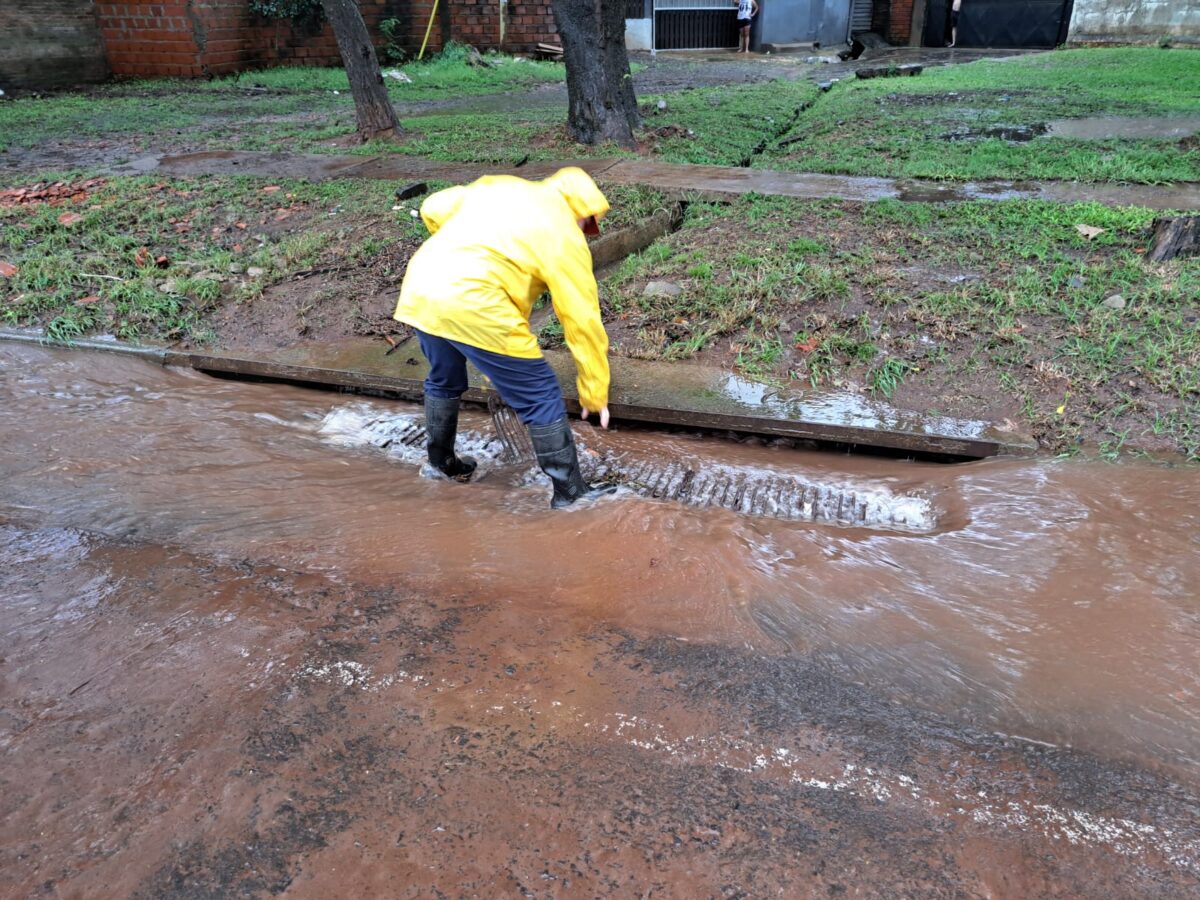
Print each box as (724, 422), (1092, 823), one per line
(320, 0), (401, 140)
(552, 0), (641, 148)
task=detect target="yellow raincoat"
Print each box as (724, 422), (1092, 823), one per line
(393, 168), (612, 413)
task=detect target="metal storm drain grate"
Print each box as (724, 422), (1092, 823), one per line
(580, 451), (934, 532)
(316, 407), (935, 533)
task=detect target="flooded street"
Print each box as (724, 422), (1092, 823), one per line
(2, 344), (1199, 897)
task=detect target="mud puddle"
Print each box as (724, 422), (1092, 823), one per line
(943, 116), (1200, 143)
(2, 344), (1199, 895)
(1048, 115), (1200, 140)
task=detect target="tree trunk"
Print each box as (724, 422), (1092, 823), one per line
(320, 0), (400, 141)
(552, 0), (641, 148)
(1144, 216), (1198, 263)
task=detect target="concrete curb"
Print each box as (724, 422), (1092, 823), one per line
(1, 329), (1037, 459)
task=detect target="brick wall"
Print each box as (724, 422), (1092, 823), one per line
(0, 0), (109, 90)
(94, 1), (561, 80)
(96, 1), (373, 77)
(886, 0), (912, 44)
(500, 3), (560, 49)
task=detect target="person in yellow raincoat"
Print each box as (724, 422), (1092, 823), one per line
(394, 167), (617, 508)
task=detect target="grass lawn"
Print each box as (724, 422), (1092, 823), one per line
(4, 47), (1192, 182)
(565, 194), (1199, 459)
(0, 175), (421, 343)
(0, 47), (816, 169)
(356, 79), (821, 167)
(0, 173), (670, 346)
(761, 48), (1200, 183)
(0, 45), (566, 154)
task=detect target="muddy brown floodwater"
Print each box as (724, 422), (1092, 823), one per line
(2, 344), (1199, 898)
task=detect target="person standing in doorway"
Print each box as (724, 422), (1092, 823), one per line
(393, 167), (617, 509)
(947, 0), (963, 47)
(734, 0), (759, 53)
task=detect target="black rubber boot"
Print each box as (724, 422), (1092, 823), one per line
(424, 396), (476, 481)
(527, 417), (616, 509)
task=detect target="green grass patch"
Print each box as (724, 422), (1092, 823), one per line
(759, 48), (1200, 183)
(0, 46), (564, 153)
(599, 192), (1199, 456)
(339, 76), (819, 167)
(637, 80), (820, 166)
(0, 174), (424, 342)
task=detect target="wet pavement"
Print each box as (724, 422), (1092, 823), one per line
(121, 149), (1200, 211)
(2, 344), (1199, 897)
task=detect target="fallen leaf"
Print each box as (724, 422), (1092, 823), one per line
(57, 211), (83, 226)
(794, 336), (821, 353)
(155, 255), (170, 268)
(384, 335), (397, 347)
(1056, 404), (1066, 415)
(134, 247), (150, 267)
(76, 295), (100, 305)
(273, 209), (293, 221)
(235, 221), (248, 230)
(1074, 224), (1105, 240)
(233, 243), (243, 252)
(261, 185), (282, 194)
(0, 261), (18, 277)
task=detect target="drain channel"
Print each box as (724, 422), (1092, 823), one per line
(319, 408), (934, 533)
(582, 449), (933, 532)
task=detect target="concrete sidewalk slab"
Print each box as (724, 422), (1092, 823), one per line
(130, 150), (1200, 211)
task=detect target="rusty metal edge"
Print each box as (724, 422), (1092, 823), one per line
(0, 329), (169, 363)
(2, 331), (1033, 459)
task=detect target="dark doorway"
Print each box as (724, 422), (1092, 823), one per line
(922, 0), (1074, 48)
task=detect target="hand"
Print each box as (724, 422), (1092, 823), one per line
(581, 406), (610, 429)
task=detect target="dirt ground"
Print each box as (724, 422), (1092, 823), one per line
(4, 519), (1197, 898)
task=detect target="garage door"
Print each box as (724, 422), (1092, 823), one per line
(653, 0), (741, 50)
(922, 0), (1074, 48)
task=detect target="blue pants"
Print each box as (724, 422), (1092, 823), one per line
(416, 330), (566, 427)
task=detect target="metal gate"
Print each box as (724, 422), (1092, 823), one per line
(922, 0), (1074, 48)
(755, 0), (853, 49)
(653, 0), (740, 51)
(849, 0), (873, 34)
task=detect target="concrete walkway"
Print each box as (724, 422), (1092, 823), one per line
(123, 149), (1200, 211)
(0, 328), (1035, 458)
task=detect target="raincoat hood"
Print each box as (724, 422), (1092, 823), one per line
(543, 167), (610, 225)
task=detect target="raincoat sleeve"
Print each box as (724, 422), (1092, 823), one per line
(542, 234), (610, 413)
(419, 186), (470, 235)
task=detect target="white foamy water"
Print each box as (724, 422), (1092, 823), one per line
(314, 404), (936, 532)
(317, 403), (507, 463)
